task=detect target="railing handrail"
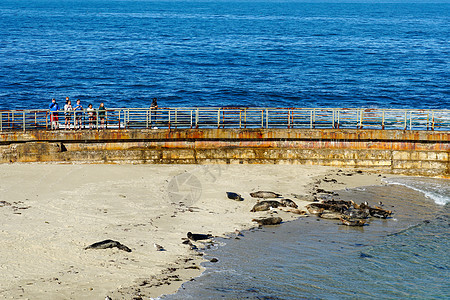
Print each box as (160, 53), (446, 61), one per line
(1, 107), (449, 132)
(1, 107), (450, 112)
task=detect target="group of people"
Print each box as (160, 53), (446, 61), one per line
(49, 97), (107, 130)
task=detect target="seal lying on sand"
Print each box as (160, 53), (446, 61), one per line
(343, 208), (369, 219)
(85, 240), (132, 252)
(187, 232), (213, 241)
(340, 216), (366, 226)
(319, 212), (344, 220)
(280, 198), (298, 208)
(252, 216), (282, 226)
(250, 200), (285, 212)
(250, 191), (281, 198)
(226, 192), (243, 201)
(368, 207), (392, 219)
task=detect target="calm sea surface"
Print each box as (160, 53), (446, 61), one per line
(0, 1), (449, 110)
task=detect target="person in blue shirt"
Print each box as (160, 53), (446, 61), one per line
(49, 98), (60, 129)
(73, 99), (84, 130)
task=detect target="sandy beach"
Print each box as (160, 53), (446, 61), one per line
(0, 164), (386, 299)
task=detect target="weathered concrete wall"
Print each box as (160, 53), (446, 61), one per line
(0, 129), (448, 176)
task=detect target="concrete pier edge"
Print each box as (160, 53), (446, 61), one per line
(1, 128), (448, 177)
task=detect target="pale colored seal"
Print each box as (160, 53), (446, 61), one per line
(252, 216), (282, 226)
(250, 200), (284, 212)
(250, 191), (281, 198)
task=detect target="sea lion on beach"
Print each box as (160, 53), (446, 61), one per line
(306, 204), (325, 215)
(286, 208), (307, 215)
(252, 217), (282, 226)
(306, 202), (346, 215)
(368, 207), (392, 219)
(250, 191), (281, 198)
(187, 232), (213, 241)
(226, 192), (243, 201)
(340, 216), (366, 226)
(85, 240), (132, 252)
(323, 199), (352, 208)
(319, 211), (343, 220)
(280, 198), (298, 208)
(250, 200), (284, 212)
(343, 208), (369, 219)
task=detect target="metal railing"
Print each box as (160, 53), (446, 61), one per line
(0, 107), (449, 132)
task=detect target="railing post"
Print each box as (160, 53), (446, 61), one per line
(382, 110), (385, 130)
(175, 108), (178, 128)
(23, 112), (26, 132)
(0, 112), (2, 132)
(96, 109), (99, 129)
(404, 111), (407, 130)
(217, 109), (220, 128)
(261, 110), (264, 128)
(288, 109), (291, 129)
(239, 110), (242, 129)
(409, 111), (412, 130)
(196, 108), (199, 128)
(432, 111), (435, 131)
(359, 110), (363, 129)
(190, 110), (193, 129)
(332, 109), (335, 128)
(168, 110), (171, 129)
(244, 109), (247, 129)
(337, 110), (340, 129)
(266, 109), (269, 129)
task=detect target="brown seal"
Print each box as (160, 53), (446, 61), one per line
(252, 217), (282, 226)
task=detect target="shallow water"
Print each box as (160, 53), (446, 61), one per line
(165, 180), (449, 299)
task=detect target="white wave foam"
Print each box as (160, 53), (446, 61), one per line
(384, 177), (450, 206)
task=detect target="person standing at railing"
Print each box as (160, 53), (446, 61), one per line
(64, 99), (73, 130)
(73, 99), (84, 130)
(49, 98), (59, 130)
(98, 102), (106, 129)
(150, 98), (158, 126)
(86, 103), (96, 130)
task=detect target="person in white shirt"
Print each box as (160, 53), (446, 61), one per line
(64, 98), (73, 130)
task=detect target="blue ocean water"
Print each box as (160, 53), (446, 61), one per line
(0, 1), (449, 110)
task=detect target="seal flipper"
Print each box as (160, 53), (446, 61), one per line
(116, 243), (132, 252)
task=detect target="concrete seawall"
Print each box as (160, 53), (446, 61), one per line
(0, 128), (448, 176)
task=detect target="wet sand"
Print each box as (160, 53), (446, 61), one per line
(0, 164), (387, 299)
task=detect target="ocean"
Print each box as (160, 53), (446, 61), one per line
(1, 1), (448, 299)
(0, 1), (449, 110)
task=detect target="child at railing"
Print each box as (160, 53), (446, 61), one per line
(73, 99), (83, 130)
(87, 103), (96, 130)
(64, 99), (72, 130)
(98, 103), (106, 129)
